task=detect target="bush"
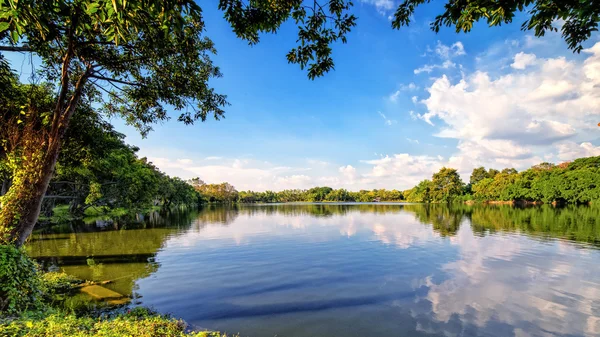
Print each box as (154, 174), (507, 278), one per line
(40, 272), (81, 296)
(0, 245), (43, 315)
(0, 307), (225, 337)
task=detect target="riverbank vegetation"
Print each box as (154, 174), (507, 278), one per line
(403, 157), (600, 204)
(0, 244), (223, 336)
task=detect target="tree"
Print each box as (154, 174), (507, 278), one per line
(392, 0), (599, 53)
(306, 187), (333, 202)
(431, 167), (464, 203)
(470, 167), (488, 186)
(0, 1), (227, 246)
(405, 180), (432, 203)
(487, 168), (500, 179)
(188, 178), (206, 190)
(502, 168), (518, 175)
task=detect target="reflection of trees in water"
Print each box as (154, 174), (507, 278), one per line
(236, 203), (405, 217)
(400, 203), (600, 245)
(27, 203), (600, 297)
(196, 203), (600, 244)
(27, 208), (199, 296)
(403, 204), (466, 237)
(468, 204), (600, 244)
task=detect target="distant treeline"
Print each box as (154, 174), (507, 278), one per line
(194, 156), (600, 205)
(187, 179), (404, 203)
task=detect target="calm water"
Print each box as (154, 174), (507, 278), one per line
(27, 204), (600, 337)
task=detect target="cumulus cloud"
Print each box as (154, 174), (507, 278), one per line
(413, 41), (600, 174)
(145, 38), (599, 192)
(511, 52), (537, 69)
(360, 154), (446, 187)
(146, 157), (319, 191)
(339, 165), (359, 182)
(557, 142), (600, 160)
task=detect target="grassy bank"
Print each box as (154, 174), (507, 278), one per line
(0, 245), (225, 337)
(1, 308), (223, 337)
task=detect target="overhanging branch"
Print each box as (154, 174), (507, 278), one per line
(89, 74), (141, 87)
(0, 45), (33, 52)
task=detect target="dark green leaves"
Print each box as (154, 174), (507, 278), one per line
(0, 1), (228, 136)
(392, 0), (599, 53)
(220, 0), (356, 79)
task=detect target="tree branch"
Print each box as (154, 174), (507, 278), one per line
(89, 75), (140, 87)
(0, 45), (33, 52)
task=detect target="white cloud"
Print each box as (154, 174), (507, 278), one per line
(412, 42), (600, 174)
(511, 52), (537, 69)
(389, 90), (401, 102)
(557, 141), (600, 160)
(435, 41), (466, 59)
(415, 41), (465, 74)
(361, 0), (394, 14)
(339, 165), (359, 182)
(176, 158), (193, 165)
(414, 60), (456, 74)
(377, 111), (397, 126)
(361, 153), (445, 187)
(408, 110), (418, 120)
(307, 159), (330, 166)
(389, 83), (419, 102)
(144, 38), (600, 192)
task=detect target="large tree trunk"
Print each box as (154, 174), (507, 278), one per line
(0, 36), (91, 246)
(0, 139), (61, 247)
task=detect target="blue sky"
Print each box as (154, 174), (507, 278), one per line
(6, 1), (600, 191)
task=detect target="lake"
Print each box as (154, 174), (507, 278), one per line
(27, 203), (600, 337)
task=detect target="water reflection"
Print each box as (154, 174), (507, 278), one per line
(27, 204), (600, 337)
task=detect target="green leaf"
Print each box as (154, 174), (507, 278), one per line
(10, 29), (18, 42)
(0, 22), (9, 32)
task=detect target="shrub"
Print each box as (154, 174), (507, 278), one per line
(40, 272), (81, 296)
(0, 245), (42, 315)
(0, 307), (225, 337)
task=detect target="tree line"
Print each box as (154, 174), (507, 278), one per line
(188, 156), (600, 205)
(404, 157), (600, 204)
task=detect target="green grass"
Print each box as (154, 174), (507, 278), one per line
(0, 307), (226, 337)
